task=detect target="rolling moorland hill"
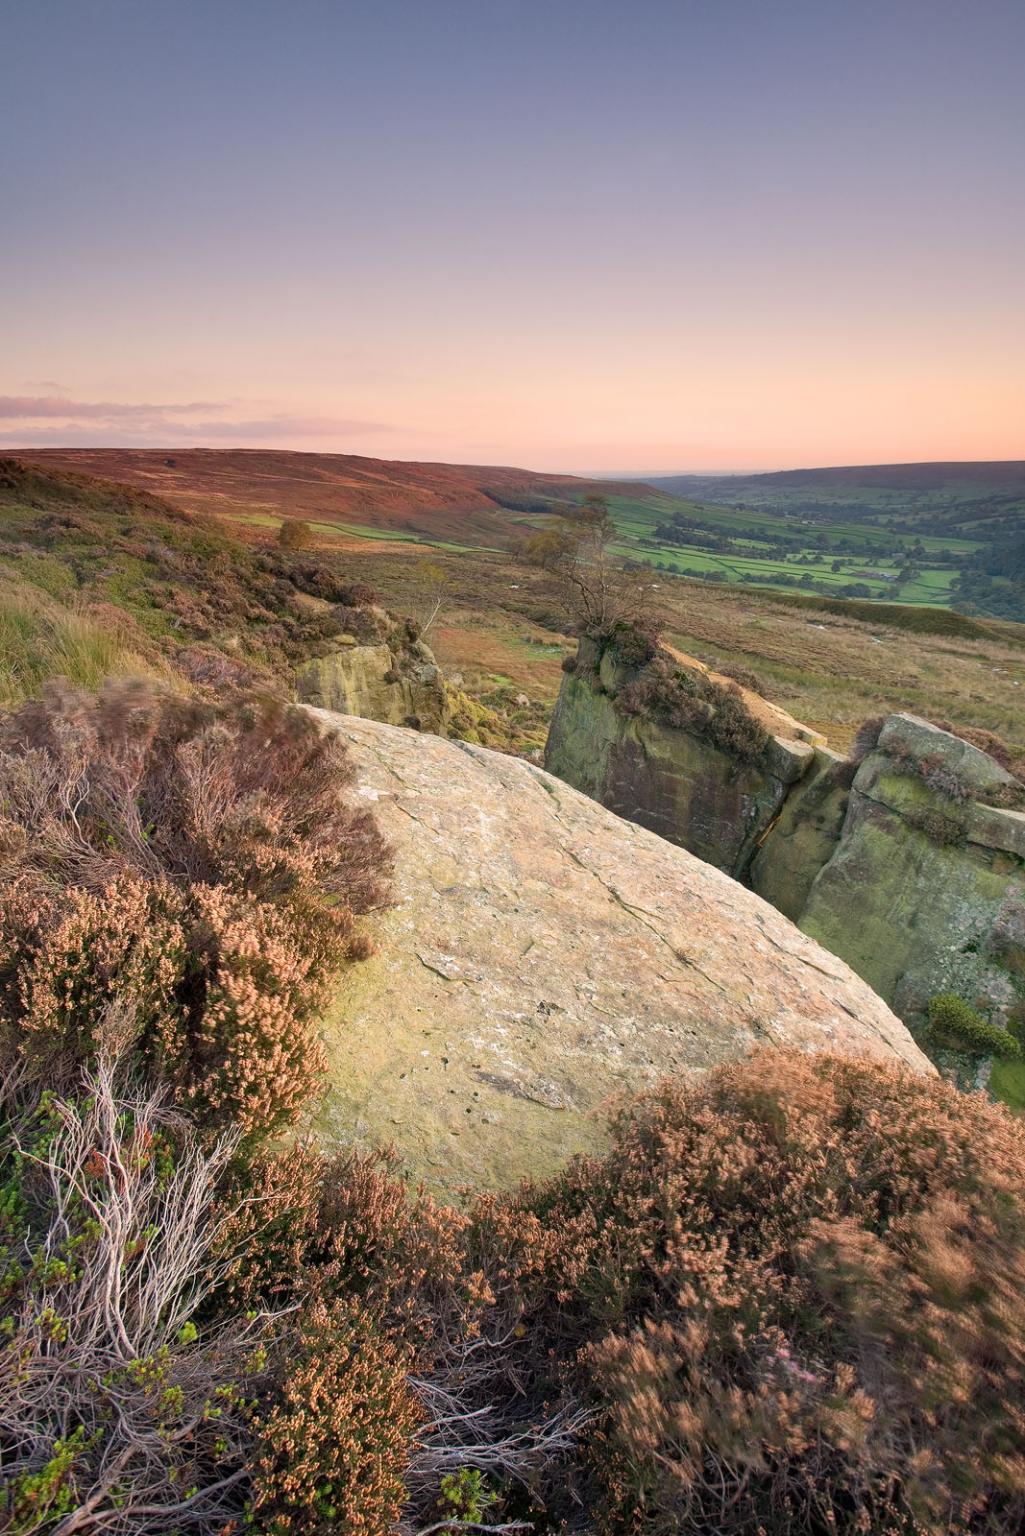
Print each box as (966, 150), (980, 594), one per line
(6, 455), (1025, 763)
(17, 447), (1025, 619)
(12, 446), (637, 549)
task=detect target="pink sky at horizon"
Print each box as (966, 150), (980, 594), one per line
(2, 0), (1023, 476)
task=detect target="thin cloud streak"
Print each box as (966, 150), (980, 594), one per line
(0, 396), (393, 445)
(0, 396), (223, 420)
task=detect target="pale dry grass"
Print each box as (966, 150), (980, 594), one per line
(0, 582), (166, 708)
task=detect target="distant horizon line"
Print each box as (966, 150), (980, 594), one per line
(9, 444), (1025, 481)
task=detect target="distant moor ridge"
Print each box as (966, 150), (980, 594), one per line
(16, 447), (1025, 621)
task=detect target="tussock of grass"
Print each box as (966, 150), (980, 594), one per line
(0, 582), (164, 706)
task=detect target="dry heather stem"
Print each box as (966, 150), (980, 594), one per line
(0, 1056), (286, 1535)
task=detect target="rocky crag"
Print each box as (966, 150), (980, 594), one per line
(308, 711), (929, 1193)
(545, 633), (1025, 1047)
(296, 605), (449, 733)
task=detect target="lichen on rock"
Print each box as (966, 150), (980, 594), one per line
(306, 710), (929, 1194)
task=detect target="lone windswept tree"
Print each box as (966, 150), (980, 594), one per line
(523, 494), (636, 633)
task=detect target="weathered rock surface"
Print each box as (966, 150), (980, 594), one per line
(799, 716), (1025, 1029)
(309, 712), (929, 1194)
(750, 747), (850, 921)
(296, 613), (448, 733)
(545, 638), (823, 877)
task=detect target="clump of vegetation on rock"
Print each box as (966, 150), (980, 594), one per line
(617, 653), (769, 763)
(718, 659), (774, 698)
(472, 1050), (1025, 1535)
(904, 801), (970, 847)
(927, 991), (1021, 1059)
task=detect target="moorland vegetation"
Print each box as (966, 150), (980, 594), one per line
(3, 460), (1025, 1531)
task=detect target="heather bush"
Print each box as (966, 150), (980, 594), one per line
(831, 713), (888, 787)
(598, 618), (662, 669)
(473, 1051), (1025, 1535)
(248, 1299), (421, 1536)
(0, 1059), (440, 1536)
(617, 654), (769, 763)
(7, 1039), (1025, 1535)
(0, 680), (389, 1134)
(904, 801), (969, 847)
(851, 713), (887, 760)
(930, 719), (1025, 780)
(718, 660), (773, 698)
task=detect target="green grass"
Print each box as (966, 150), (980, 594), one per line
(990, 1056), (1025, 1114)
(506, 489), (973, 611)
(221, 510), (485, 554)
(0, 581), (165, 706)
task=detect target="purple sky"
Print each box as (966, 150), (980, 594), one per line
(2, 0), (1023, 471)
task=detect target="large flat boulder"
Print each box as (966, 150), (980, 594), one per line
(309, 713), (930, 1195)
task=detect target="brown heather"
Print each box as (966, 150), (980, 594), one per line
(472, 1052), (1025, 1535)
(0, 679), (389, 1134)
(249, 1298), (421, 1536)
(5, 1044), (1025, 1533)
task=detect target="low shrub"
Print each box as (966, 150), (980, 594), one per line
(851, 713), (887, 760)
(473, 1050), (1025, 1535)
(918, 754), (973, 803)
(927, 991), (1021, 1058)
(597, 618), (662, 669)
(718, 661), (773, 699)
(617, 655), (769, 763)
(248, 1299), (420, 1536)
(0, 1060), (273, 1535)
(0, 680), (389, 1135)
(7, 1045), (1025, 1535)
(831, 714), (887, 788)
(904, 802), (969, 847)
(930, 718), (1025, 780)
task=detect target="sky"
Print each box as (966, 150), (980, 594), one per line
(1, 0), (1023, 473)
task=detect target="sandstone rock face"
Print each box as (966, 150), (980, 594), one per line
(309, 711), (930, 1194)
(799, 715), (1025, 1029)
(297, 636), (448, 734)
(545, 646), (1025, 1049)
(545, 638), (822, 877)
(750, 747), (850, 922)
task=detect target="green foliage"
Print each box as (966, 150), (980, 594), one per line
(927, 992), (1021, 1058)
(0, 457), (373, 699)
(0, 580), (165, 706)
(436, 1467), (497, 1526)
